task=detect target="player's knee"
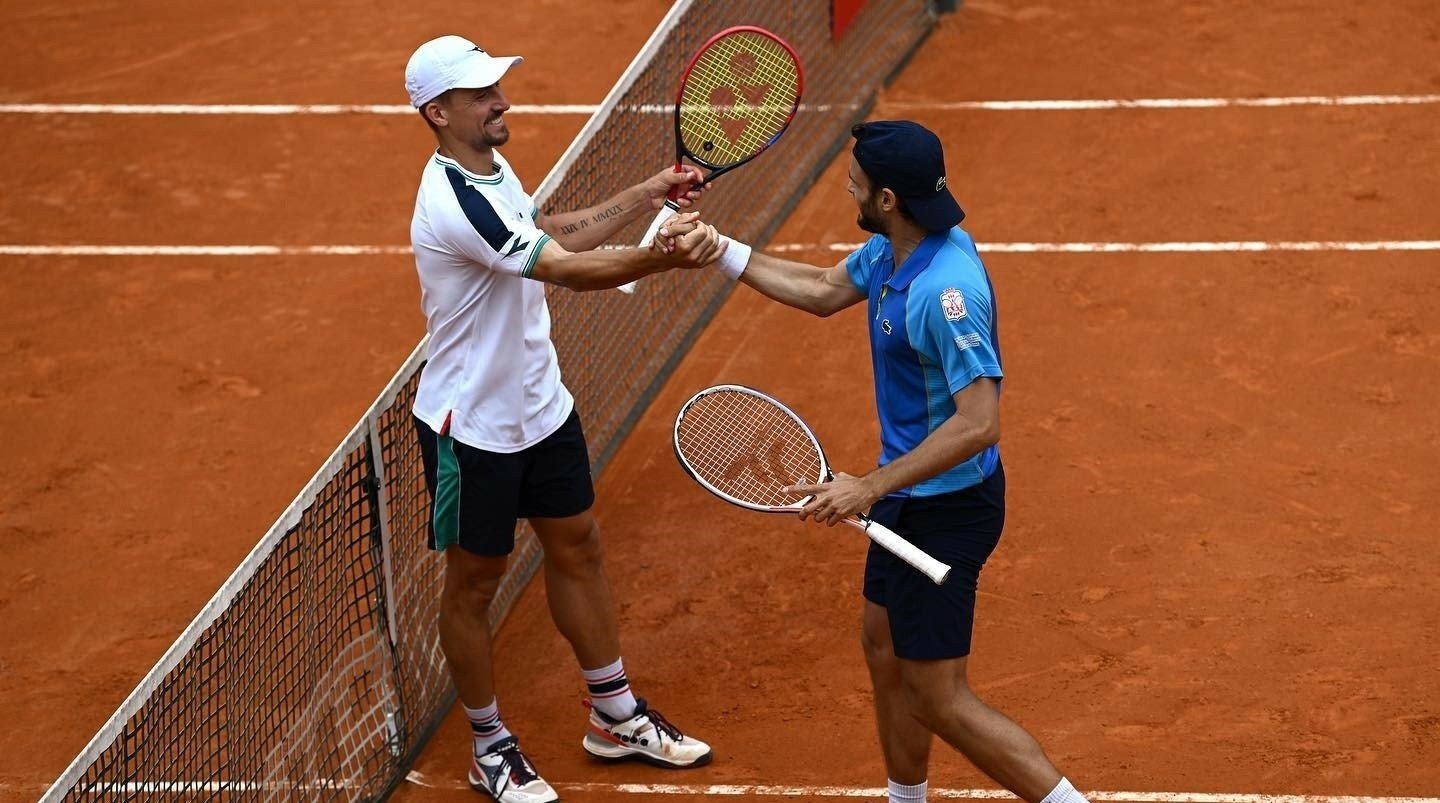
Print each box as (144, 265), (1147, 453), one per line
(443, 578), (503, 620)
(442, 553), (508, 610)
(541, 519), (604, 573)
(899, 669), (976, 730)
(860, 626), (894, 669)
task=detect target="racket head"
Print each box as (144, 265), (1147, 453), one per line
(673, 384), (829, 513)
(672, 26), (804, 173)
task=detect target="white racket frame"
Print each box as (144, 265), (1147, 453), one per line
(673, 384), (952, 585)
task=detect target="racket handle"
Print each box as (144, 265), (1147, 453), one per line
(848, 517), (952, 585)
(617, 202), (682, 294)
(638, 201), (681, 248)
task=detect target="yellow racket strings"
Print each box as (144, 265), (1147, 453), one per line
(678, 390), (823, 507)
(678, 31), (801, 166)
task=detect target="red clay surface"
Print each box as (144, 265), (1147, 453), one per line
(3, 1), (1439, 801)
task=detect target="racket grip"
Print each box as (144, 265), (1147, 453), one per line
(618, 202), (682, 294)
(638, 201), (682, 248)
(850, 518), (952, 585)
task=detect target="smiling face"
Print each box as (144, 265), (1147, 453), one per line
(425, 83), (512, 150)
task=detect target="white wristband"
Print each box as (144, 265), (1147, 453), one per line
(715, 236), (752, 281)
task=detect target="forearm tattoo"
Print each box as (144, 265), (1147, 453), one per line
(559, 202), (626, 236)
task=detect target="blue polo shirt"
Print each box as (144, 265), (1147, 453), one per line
(844, 227), (1002, 498)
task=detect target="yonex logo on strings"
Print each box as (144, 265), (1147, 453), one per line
(703, 47), (772, 145)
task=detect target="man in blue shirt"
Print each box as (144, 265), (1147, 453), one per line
(702, 122), (1092, 803)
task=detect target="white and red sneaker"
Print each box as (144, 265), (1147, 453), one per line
(582, 699), (713, 768)
(468, 736), (558, 803)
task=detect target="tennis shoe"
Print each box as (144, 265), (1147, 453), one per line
(468, 737), (558, 803)
(582, 698), (713, 768)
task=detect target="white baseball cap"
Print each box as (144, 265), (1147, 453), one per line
(405, 35), (522, 108)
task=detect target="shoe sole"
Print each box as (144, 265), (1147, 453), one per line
(582, 736), (714, 769)
(468, 775), (561, 803)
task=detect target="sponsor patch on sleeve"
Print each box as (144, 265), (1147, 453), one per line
(954, 332), (983, 351)
(940, 287), (967, 321)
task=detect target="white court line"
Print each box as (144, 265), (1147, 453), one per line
(0, 102), (846, 115)
(0, 244), (413, 256)
(0, 103), (582, 115)
(400, 774), (1440, 803)
(12, 775), (1438, 803)
(886, 94), (1440, 111)
(3, 94), (1440, 115)
(4, 241), (1440, 258)
(770, 240), (1440, 254)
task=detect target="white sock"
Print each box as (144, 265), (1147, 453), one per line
(583, 657), (640, 721)
(1040, 777), (1090, 803)
(463, 699), (513, 756)
(888, 778), (927, 803)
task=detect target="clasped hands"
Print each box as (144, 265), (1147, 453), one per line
(641, 166), (727, 269)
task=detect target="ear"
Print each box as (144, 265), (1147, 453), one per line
(423, 100), (448, 128)
(879, 188), (899, 213)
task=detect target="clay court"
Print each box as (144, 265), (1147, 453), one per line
(2, 1), (1439, 801)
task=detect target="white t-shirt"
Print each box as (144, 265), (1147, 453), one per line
(410, 150), (574, 453)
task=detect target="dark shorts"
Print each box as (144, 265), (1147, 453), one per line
(413, 409), (595, 556)
(862, 464), (1005, 660)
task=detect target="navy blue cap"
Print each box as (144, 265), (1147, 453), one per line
(851, 120), (964, 232)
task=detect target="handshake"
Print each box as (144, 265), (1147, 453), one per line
(649, 211), (751, 279)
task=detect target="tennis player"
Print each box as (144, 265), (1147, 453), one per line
(703, 121), (1093, 803)
(404, 35), (721, 803)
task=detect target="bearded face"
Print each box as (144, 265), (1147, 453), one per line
(856, 190), (888, 235)
(471, 109), (510, 148)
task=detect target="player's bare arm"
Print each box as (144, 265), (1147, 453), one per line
(537, 166), (707, 252)
(788, 378), (1000, 526)
(732, 252), (866, 317)
(529, 216), (727, 291)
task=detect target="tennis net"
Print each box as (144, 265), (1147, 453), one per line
(41, 1), (942, 799)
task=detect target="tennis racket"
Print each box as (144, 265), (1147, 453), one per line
(618, 25), (804, 293)
(672, 385), (952, 584)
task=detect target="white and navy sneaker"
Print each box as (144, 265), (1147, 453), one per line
(582, 698), (713, 768)
(468, 737), (559, 803)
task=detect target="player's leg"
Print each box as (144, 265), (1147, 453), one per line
(527, 509), (621, 667)
(881, 467), (1090, 803)
(516, 410), (618, 669)
(414, 416), (557, 803)
(521, 410), (712, 768)
(898, 655), (1068, 801)
(862, 598), (934, 803)
(861, 495), (936, 803)
(439, 545), (509, 716)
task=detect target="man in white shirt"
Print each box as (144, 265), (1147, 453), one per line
(405, 34), (728, 803)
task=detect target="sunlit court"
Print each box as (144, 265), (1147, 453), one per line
(2, 1), (1438, 802)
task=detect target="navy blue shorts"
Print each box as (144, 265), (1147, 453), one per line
(413, 409), (595, 556)
(862, 464), (1005, 660)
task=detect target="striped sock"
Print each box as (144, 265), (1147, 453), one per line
(583, 658), (639, 721)
(1040, 777), (1090, 803)
(464, 699), (513, 756)
(888, 779), (927, 803)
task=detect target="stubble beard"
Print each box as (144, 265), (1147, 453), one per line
(856, 197), (887, 236)
(473, 116), (510, 149)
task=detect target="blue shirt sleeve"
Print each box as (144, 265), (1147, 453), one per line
(844, 235), (886, 294)
(908, 274), (1003, 395)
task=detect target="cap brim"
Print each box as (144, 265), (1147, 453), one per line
(905, 189), (965, 231)
(452, 55), (523, 91)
